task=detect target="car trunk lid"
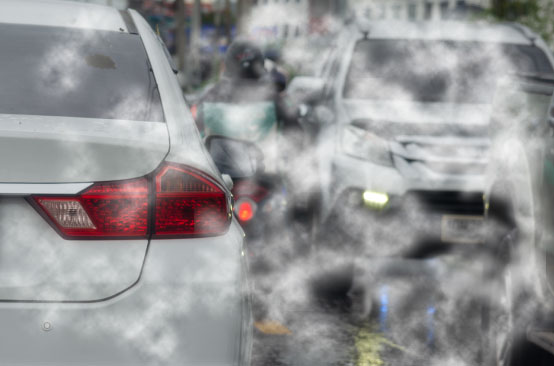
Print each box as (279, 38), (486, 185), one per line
(0, 115), (168, 183)
(0, 115), (169, 302)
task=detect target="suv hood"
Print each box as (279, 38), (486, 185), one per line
(341, 100), (490, 185)
(342, 100), (491, 127)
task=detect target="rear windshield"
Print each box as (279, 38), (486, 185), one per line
(0, 23), (164, 121)
(344, 39), (554, 103)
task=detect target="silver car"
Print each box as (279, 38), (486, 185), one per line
(0, 1), (251, 365)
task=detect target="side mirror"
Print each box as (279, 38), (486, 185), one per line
(314, 105), (335, 125)
(287, 76), (326, 104)
(296, 104), (334, 128)
(205, 136), (264, 179)
(297, 103), (310, 118)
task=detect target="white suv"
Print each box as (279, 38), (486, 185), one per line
(290, 20), (554, 256)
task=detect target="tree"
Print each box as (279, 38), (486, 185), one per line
(488, 0), (554, 48)
(190, 0), (202, 85)
(175, 0), (187, 74)
(237, 0), (252, 36)
(224, 0), (232, 45)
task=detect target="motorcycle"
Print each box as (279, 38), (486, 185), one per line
(205, 135), (293, 271)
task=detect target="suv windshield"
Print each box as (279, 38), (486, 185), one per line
(0, 23), (164, 121)
(344, 39), (554, 103)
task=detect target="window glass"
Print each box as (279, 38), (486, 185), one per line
(344, 39), (554, 103)
(0, 23), (164, 121)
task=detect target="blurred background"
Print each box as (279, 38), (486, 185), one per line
(64, 0), (554, 92)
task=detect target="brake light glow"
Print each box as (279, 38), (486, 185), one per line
(31, 164), (230, 240)
(236, 199), (255, 222)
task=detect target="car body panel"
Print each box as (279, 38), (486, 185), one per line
(0, 183), (91, 195)
(130, 10), (225, 185)
(0, 222), (249, 366)
(342, 100), (491, 125)
(486, 75), (554, 356)
(0, 196), (147, 302)
(358, 20), (532, 44)
(0, 115), (169, 183)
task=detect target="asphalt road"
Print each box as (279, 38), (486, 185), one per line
(250, 294), (433, 366)
(248, 254), (440, 366)
(247, 245), (498, 366)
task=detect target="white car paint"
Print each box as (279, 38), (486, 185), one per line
(0, 1), (251, 365)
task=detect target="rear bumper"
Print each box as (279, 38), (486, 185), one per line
(0, 221), (252, 366)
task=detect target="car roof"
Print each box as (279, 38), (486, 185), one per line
(360, 20), (532, 45)
(0, 0), (129, 32)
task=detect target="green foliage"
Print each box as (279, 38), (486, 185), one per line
(484, 0), (554, 48)
(489, 0), (539, 20)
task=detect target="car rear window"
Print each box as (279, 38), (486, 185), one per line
(344, 39), (554, 103)
(0, 23), (164, 122)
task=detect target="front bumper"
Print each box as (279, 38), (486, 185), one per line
(323, 188), (485, 257)
(0, 221), (252, 366)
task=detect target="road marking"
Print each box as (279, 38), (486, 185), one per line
(355, 324), (411, 366)
(254, 320), (292, 335)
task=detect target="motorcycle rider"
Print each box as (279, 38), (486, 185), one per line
(195, 39), (302, 152)
(197, 40), (316, 323)
(196, 39), (310, 245)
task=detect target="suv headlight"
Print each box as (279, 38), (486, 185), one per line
(342, 124), (393, 166)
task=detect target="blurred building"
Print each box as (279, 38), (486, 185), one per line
(65, 0), (129, 9)
(247, 0), (492, 40)
(248, 0), (348, 40)
(352, 0), (492, 21)
(249, 0), (309, 40)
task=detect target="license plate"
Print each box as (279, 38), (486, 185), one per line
(441, 215), (484, 244)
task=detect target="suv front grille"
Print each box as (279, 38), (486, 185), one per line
(409, 190), (484, 216)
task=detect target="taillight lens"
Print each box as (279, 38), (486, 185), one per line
(34, 178), (148, 238)
(154, 164), (230, 237)
(31, 163), (230, 240)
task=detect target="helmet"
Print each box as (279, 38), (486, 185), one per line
(224, 40), (266, 80)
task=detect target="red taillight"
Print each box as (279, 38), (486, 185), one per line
(236, 199), (255, 222)
(154, 164), (229, 237)
(34, 178), (148, 239)
(190, 104), (198, 120)
(32, 163), (230, 240)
